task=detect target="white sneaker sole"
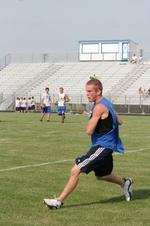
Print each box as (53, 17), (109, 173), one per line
(124, 178), (133, 201)
(43, 199), (63, 209)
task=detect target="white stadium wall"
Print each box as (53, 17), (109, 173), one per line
(79, 39), (138, 62)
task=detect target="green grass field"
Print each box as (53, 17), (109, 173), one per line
(0, 112), (149, 226)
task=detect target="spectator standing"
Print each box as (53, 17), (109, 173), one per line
(130, 54), (138, 64)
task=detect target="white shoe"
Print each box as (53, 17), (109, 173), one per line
(43, 198), (63, 209)
(123, 178), (133, 201)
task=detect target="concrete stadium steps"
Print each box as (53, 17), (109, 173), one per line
(0, 62), (150, 110)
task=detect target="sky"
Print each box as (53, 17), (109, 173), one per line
(0, 0), (150, 59)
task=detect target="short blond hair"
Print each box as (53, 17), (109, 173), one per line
(86, 79), (103, 92)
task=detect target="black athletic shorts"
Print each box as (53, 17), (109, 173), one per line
(75, 145), (113, 177)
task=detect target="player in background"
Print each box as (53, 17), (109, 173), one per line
(27, 97), (32, 112)
(20, 97), (27, 113)
(15, 97), (21, 112)
(44, 79), (133, 209)
(40, 87), (51, 122)
(31, 96), (36, 112)
(57, 87), (70, 123)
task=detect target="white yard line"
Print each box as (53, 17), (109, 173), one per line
(127, 147), (149, 153)
(0, 147), (149, 173)
(0, 159), (73, 172)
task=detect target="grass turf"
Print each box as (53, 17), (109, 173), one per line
(0, 112), (149, 226)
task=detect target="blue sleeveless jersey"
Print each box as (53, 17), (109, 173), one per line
(91, 98), (125, 153)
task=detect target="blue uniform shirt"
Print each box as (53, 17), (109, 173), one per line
(91, 98), (125, 153)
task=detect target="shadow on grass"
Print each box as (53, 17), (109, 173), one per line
(39, 120), (79, 124)
(64, 189), (150, 209)
(63, 197), (123, 209)
(132, 188), (150, 200)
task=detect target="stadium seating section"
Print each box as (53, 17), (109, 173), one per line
(0, 62), (150, 110)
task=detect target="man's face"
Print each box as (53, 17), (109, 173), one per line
(86, 84), (99, 102)
(59, 88), (63, 93)
(45, 88), (49, 93)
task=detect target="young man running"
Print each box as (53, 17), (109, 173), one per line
(44, 79), (132, 209)
(57, 87), (69, 123)
(40, 87), (51, 122)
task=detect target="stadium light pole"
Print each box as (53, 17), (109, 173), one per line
(43, 53), (48, 63)
(4, 53), (11, 66)
(4, 55), (7, 67)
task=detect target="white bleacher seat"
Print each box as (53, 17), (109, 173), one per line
(0, 62), (150, 109)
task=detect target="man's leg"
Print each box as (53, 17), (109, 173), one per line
(44, 164), (81, 208)
(47, 113), (50, 121)
(97, 173), (133, 201)
(40, 112), (45, 121)
(57, 164), (81, 202)
(47, 107), (51, 121)
(61, 114), (65, 123)
(97, 173), (124, 186)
